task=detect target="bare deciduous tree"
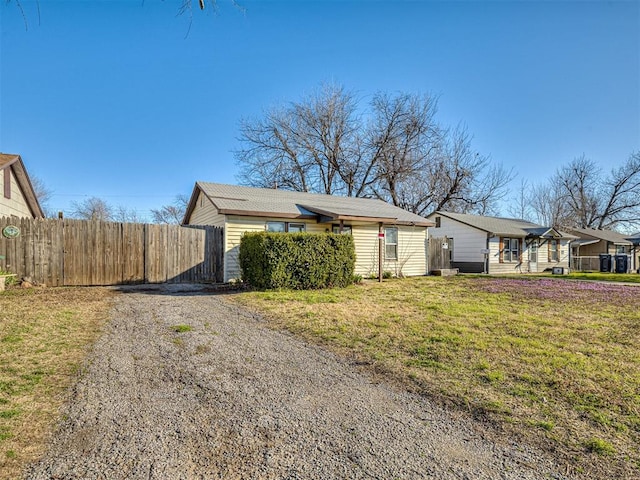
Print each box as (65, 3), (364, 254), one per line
(113, 205), (146, 223)
(595, 152), (640, 230)
(554, 155), (601, 229)
(423, 125), (511, 216)
(236, 84), (509, 217)
(531, 152), (640, 231)
(151, 195), (189, 224)
(6, 0), (243, 32)
(69, 197), (114, 221)
(528, 182), (572, 228)
(366, 92), (440, 208)
(30, 175), (53, 217)
(237, 84), (361, 195)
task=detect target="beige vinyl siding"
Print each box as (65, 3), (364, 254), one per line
(352, 224), (427, 277)
(224, 216), (326, 281)
(187, 191), (225, 227)
(224, 218), (427, 281)
(488, 237), (570, 274)
(393, 225), (427, 276)
(0, 168), (34, 218)
(536, 239), (570, 271)
(488, 237), (527, 274)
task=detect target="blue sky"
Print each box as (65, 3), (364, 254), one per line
(1, 0), (638, 220)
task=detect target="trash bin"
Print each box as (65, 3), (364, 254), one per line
(599, 254), (612, 273)
(614, 255), (628, 274)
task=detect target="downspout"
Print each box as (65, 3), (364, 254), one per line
(485, 233), (491, 274)
(567, 239), (572, 272)
(379, 222), (384, 282)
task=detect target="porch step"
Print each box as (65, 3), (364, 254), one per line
(431, 268), (459, 277)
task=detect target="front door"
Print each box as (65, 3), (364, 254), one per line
(529, 240), (538, 272)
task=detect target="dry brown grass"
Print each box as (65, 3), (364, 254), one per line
(232, 276), (640, 478)
(0, 287), (114, 480)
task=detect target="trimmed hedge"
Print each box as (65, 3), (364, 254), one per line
(239, 232), (356, 290)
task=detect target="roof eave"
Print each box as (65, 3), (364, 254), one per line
(333, 214), (399, 224)
(1, 154), (45, 218)
(434, 211), (493, 233)
(220, 209), (317, 220)
(182, 184), (198, 225)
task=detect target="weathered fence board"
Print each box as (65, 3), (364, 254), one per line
(123, 222), (145, 283)
(428, 236), (453, 272)
(0, 217), (223, 286)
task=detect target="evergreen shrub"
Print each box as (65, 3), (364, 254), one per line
(239, 232), (355, 290)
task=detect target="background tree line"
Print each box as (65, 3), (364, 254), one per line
(235, 83), (640, 233)
(509, 153), (640, 232)
(33, 83), (640, 233)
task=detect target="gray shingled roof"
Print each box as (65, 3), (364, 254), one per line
(431, 211), (575, 238)
(569, 227), (633, 245)
(187, 182), (433, 226)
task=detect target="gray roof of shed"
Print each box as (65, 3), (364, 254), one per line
(185, 182), (433, 226)
(430, 211), (575, 238)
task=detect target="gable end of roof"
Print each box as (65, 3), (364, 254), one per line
(0, 153), (45, 218)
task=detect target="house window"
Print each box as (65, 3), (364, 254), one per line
(435, 216), (441, 228)
(3, 168), (10, 199)
(616, 245), (627, 254)
(266, 221), (305, 233)
(332, 225), (352, 235)
(529, 241), (538, 263)
(385, 227), (398, 260)
(502, 237), (520, 262)
(288, 223), (306, 233)
(266, 221), (286, 233)
(548, 239), (559, 262)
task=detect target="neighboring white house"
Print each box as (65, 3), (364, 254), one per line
(183, 182), (434, 282)
(0, 153), (44, 219)
(426, 211), (574, 274)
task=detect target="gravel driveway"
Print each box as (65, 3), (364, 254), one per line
(26, 286), (576, 480)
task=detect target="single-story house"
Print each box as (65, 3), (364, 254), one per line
(568, 227), (633, 256)
(0, 153), (44, 219)
(568, 227), (636, 272)
(183, 182), (434, 282)
(426, 211), (574, 274)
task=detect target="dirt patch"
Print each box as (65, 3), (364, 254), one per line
(26, 289), (581, 479)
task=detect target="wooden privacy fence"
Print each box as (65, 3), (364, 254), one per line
(0, 217), (223, 286)
(428, 236), (453, 272)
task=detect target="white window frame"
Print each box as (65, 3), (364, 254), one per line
(265, 221), (305, 233)
(266, 221), (286, 233)
(549, 239), (559, 262)
(385, 227), (398, 261)
(529, 240), (538, 263)
(332, 225), (352, 235)
(503, 237), (520, 263)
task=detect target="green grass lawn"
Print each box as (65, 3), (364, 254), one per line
(565, 272), (640, 283)
(233, 275), (640, 477)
